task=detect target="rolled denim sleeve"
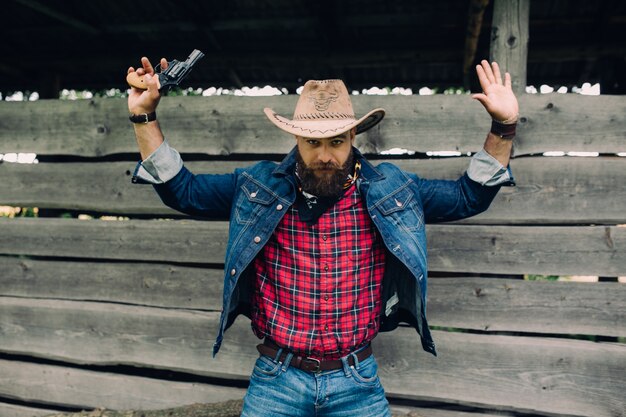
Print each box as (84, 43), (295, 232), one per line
(131, 139), (183, 184)
(467, 149), (515, 187)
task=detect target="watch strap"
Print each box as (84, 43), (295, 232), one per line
(129, 111), (157, 124)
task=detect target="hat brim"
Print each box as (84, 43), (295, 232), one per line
(264, 107), (385, 139)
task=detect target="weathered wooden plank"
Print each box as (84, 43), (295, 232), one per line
(490, 0), (530, 95)
(0, 359), (246, 411)
(427, 278), (626, 337)
(0, 257), (223, 310)
(0, 373), (498, 417)
(426, 224), (626, 276)
(372, 330), (626, 417)
(0, 401), (508, 417)
(390, 406), (505, 417)
(0, 403), (58, 417)
(2, 156), (625, 225)
(2, 257), (623, 337)
(0, 95), (624, 156)
(0, 297), (624, 417)
(1, 218), (624, 276)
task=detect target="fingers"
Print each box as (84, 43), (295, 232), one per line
(141, 56), (155, 75)
(144, 73), (162, 92)
(160, 57), (168, 70)
(475, 64), (490, 92)
(492, 62), (503, 85)
(481, 60), (496, 84)
(504, 72), (512, 88)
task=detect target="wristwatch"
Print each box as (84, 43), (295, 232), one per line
(129, 111), (156, 124)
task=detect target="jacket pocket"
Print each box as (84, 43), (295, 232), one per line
(234, 175), (278, 225)
(376, 186), (424, 232)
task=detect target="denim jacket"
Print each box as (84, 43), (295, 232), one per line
(134, 142), (513, 357)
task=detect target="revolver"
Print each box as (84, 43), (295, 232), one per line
(126, 49), (205, 92)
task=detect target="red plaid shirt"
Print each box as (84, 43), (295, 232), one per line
(252, 186), (386, 360)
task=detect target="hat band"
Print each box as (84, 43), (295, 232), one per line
(293, 112), (356, 121)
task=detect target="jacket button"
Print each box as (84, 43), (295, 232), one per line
(230, 268), (236, 276)
(250, 192), (257, 198)
(276, 204), (283, 211)
(254, 236), (261, 243)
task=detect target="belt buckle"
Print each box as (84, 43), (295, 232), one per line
(302, 357), (321, 373)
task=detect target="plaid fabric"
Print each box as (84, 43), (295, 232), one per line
(252, 186), (386, 360)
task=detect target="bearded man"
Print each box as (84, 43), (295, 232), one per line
(127, 58), (518, 417)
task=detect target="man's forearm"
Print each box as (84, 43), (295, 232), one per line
(134, 120), (165, 160)
(482, 132), (513, 167)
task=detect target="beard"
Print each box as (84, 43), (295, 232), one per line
(296, 150), (354, 198)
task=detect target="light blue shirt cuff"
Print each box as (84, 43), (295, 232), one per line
(467, 149), (515, 186)
(132, 139), (183, 184)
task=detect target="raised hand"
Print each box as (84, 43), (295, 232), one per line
(471, 60), (519, 123)
(127, 56), (168, 115)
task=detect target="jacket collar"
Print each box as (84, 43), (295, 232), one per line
(273, 146), (385, 182)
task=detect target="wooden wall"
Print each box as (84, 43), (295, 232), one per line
(0, 94), (625, 417)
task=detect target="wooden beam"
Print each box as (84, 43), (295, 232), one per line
(12, 0), (100, 35)
(0, 300), (624, 417)
(2, 256), (624, 337)
(1, 218), (625, 277)
(1, 95), (624, 157)
(489, 0), (530, 95)
(463, 0), (490, 88)
(2, 157), (626, 225)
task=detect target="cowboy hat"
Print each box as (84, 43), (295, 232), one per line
(264, 79), (385, 139)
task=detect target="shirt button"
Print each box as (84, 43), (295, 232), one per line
(230, 268), (236, 276)
(325, 325), (329, 331)
(276, 204), (283, 211)
(322, 235), (327, 241)
(324, 265), (329, 272)
(254, 236), (261, 243)
(324, 294), (329, 301)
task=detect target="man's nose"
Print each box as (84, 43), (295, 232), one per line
(317, 146), (332, 163)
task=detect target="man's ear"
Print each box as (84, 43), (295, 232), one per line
(350, 128), (356, 143)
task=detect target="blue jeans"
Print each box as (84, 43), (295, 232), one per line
(241, 348), (391, 417)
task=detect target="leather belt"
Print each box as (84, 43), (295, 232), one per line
(256, 339), (372, 373)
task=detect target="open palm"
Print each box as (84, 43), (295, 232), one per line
(472, 60), (519, 123)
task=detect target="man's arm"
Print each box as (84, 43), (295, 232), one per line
(127, 56), (236, 219)
(471, 60), (519, 167)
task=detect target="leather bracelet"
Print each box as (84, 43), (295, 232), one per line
(490, 119), (517, 140)
(129, 111), (156, 124)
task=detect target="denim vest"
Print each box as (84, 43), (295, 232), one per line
(152, 147), (501, 357)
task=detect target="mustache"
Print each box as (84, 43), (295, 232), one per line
(309, 161), (342, 170)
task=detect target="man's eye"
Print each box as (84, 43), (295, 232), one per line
(307, 140), (319, 146)
(331, 140), (344, 146)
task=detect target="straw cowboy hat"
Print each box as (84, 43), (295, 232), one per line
(264, 79), (385, 139)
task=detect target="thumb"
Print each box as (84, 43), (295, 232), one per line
(471, 93), (492, 110)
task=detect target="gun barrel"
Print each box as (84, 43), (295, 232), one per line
(186, 49), (205, 65)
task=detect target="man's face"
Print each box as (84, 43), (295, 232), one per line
(295, 129), (355, 197)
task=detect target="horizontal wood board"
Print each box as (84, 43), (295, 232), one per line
(1, 257), (624, 337)
(0, 359), (246, 411)
(0, 297), (624, 417)
(0, 365), (506, 417)
(1, 218), (624, 276)
(1, 157), (625, 224)
(1, 95), (624, 156)
(0, 403), (58, 417)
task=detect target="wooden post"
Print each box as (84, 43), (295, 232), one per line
(463, 0), (491, 89)
(489, 0), (529, 95)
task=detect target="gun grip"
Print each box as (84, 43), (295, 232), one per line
(126, 72), (148, 90)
